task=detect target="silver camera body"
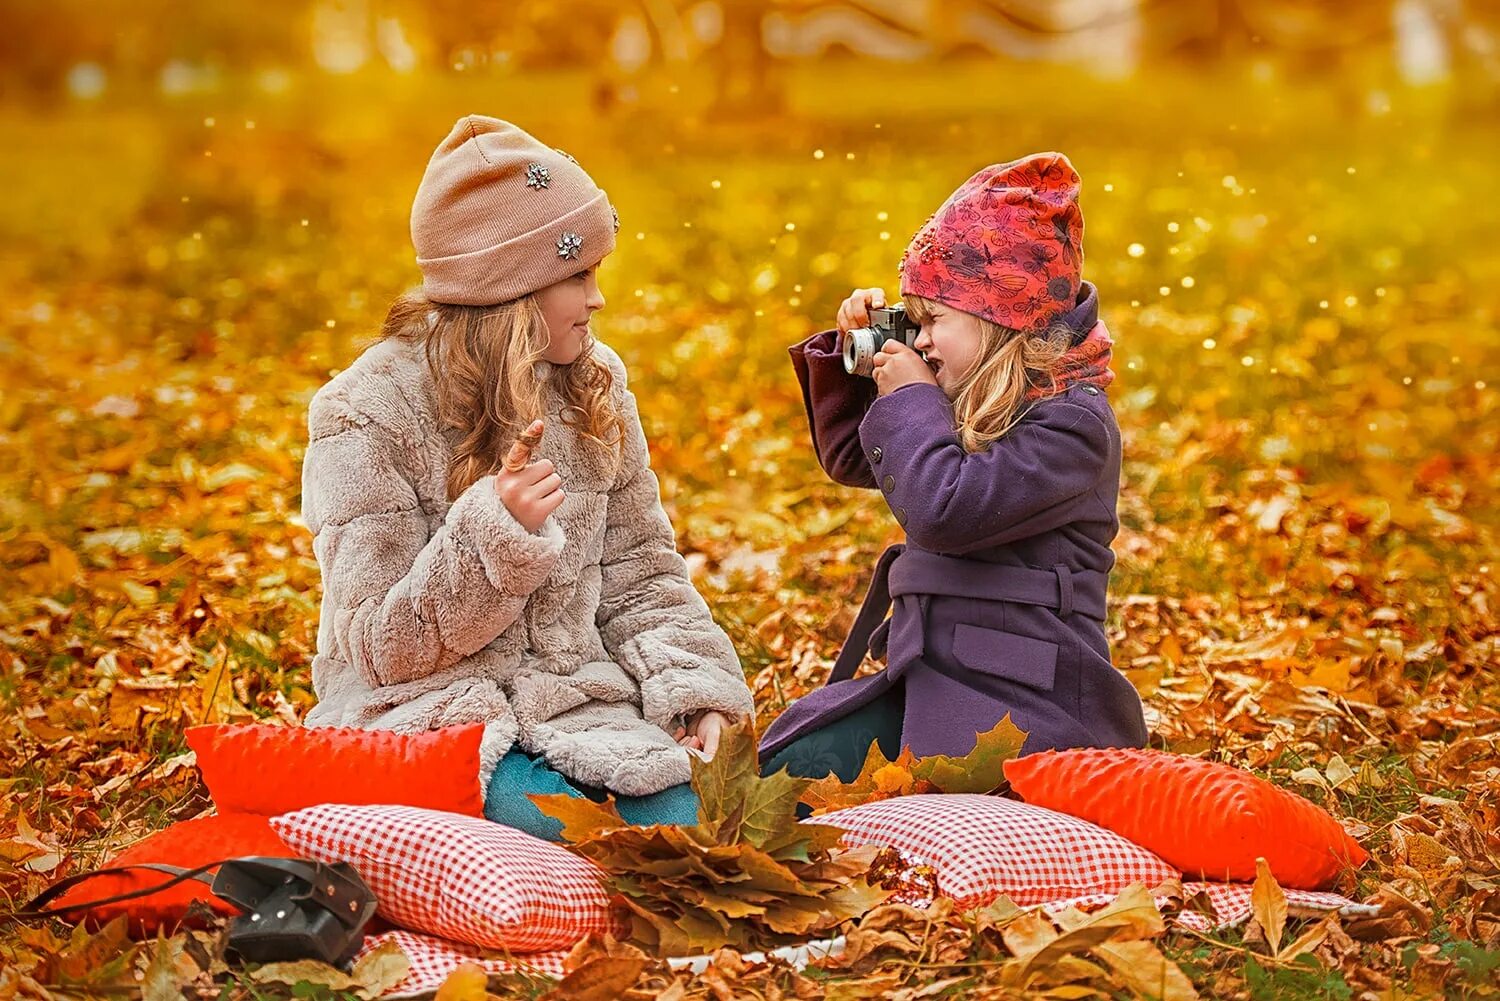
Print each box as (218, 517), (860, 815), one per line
(843, 305), (920, 377)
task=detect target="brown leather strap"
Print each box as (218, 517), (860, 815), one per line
(8, 861), (222, 922)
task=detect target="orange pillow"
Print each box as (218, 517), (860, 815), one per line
(53, 813), (291, 935)
(186, 722), (485, 817)
(1003, 747), (1370, 890)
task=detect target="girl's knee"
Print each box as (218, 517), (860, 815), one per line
(762, 687), (907, 782)
(616, 782), (700, 828)
(483, 750), (585, 842)
(484, 752), (701, 835)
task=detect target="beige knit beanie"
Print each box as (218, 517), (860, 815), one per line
(411, 115), (619, 306)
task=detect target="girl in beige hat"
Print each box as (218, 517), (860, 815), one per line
(298, 115), (753, 839)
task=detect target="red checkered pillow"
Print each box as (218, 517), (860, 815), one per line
(813, 794), (1179, 909)
(355, 929), (572, 996)
(269, 804), (623, 953)
(1041, 882), (1374, 934)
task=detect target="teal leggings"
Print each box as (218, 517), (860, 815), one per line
(484, 688), (905, 841)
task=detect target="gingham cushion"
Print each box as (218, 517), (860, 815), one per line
(1041, 882), (1374, 933)
(269, 804), (624, 953)
(358, 883), (1374, 998)
(812, 794), (1180, 909)
(357, 929), (572, 999)
(358, 929), (849, 997)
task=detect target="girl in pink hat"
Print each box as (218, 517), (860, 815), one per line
(760, 153), (1148, 790)
(299, 116), (754, 840)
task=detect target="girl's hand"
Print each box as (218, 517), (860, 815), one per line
(671, 709), (733, 761)
(494, 420), (564, 533)
(872, 339), (938, 396)
(835, 287), (890, 341)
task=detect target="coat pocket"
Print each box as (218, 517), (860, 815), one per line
(951, 624), (1059, 692)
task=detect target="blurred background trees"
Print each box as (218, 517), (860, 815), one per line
(2, 0), (1496, 116)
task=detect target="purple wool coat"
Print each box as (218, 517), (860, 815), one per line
(759, 290), (1148, 766)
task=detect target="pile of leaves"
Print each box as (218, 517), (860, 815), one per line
(531, 717), (1027, 956)
(528, 717), (1032, 960)
(528, 722), (890, 956)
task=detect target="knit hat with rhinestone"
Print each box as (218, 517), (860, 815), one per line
(899, 152), (1084, 332)
(411, 115), (620, 306)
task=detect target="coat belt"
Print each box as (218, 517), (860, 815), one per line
(826, 544), (1109, 685)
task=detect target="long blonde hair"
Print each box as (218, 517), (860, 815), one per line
(903, 296), (1075, 453)
(380, 289), (625, 501)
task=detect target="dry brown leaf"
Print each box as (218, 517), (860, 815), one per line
(539, 955), (647, 1000)
(1092, 939), (1199, 1001)
(1249, 857), (1288, 954)
(435, 960), (486, 1001)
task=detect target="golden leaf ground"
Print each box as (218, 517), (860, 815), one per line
(1, 61), (1496, 997)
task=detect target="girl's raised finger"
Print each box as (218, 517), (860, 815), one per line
(845, 291), (871, 329)
(837, 299), (858, 333)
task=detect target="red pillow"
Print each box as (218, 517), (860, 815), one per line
(1003, 747), (1370, 889)
(53, 813), (291, 935)
(186, 723), (485, 817)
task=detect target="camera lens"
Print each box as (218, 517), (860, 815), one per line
(844, 328), (879, 377)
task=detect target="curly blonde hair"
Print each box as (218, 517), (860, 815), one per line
(380, 288), (625, 501)
(903, 295), (1075, 453)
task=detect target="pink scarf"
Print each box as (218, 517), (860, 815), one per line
(1027, 320), (1115, 402)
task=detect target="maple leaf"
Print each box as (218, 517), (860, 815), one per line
(800, 715), (1029, 815)
(529, 720), (890, 955)
(798, 742), (929, 816)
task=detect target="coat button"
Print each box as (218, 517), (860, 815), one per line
(870, 446), (883, 463)
(1082, 384), (1100, 395)
(882, 474), (895, 492)
(896, 507), (908, 525)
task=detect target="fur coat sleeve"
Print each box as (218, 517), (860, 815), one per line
(301, 389), (565, 690)
(592, 351), (754, 731)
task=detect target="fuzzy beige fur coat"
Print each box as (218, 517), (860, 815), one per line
(299, 334), (753, 798)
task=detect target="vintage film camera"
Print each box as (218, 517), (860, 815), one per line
(843, 304), (921, 377)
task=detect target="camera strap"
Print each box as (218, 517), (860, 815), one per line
(9, 860), (229, 921)
(8, 857), (373, 927)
